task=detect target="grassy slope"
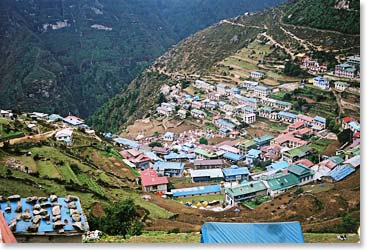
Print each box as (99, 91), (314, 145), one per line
(91, 231), (359, 243)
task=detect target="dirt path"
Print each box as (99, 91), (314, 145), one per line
(219, 19), (264, 29)
(8, 130), (57, 145)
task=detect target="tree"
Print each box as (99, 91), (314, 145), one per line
(199, 137), (208, 145)
(337, 129), (353, 145)
(283, 61), (306, 77)
(157, 93), (167, 104)
(149, 141), (163, 147)
(88, 199), (143, 238)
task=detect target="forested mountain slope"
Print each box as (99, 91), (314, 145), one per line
(0, 0), (285, 117)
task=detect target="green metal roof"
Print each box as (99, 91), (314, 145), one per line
(225, 181), (267, 197)
(285, 145), (311, 158)
(266, 173), (299, 191)
(240, 140), (257, 148)
(260, 106), (273, 112)
(288, 164), (314, 176)
(194, 148), (217, 158)
(255, 135), (274, 143)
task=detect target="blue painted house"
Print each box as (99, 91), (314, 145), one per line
(245, 149), (262, 166)
(222, 166), (250, 182)
(153, 161), (184, 177)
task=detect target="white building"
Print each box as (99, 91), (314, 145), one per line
(250, 71), (265, 79)
(55, 129), (73, 142)
(313, 77), (329, 90)
(243, 113), (256, 124)
(254, 86), (271, 98)
(334, 81), (350, 92)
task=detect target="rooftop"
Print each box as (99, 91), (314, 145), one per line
(222, 166), (250, 176)
(153, 161), (184, 171)
(140, 169), (168, 187)
(225, 181), (267, 197)
(0, 195), (88, 235)
(190, 169), (224, 178)
(170, 184), (221, 197)
(266, 173), (299, 191)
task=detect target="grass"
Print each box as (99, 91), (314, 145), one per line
(303, 233), (359, 243)
(57, 163), (81, 185)
(302, 183), (335, 194)
(88, 232), (360, 243)
(77, 173), (105, 196)
(108, 189), (174, 219)
(12, 155), (38, 173)
(93, 231), (201, 243)
(242, 196), (271, 209)
(175, 194), (225, 204)
(36, 160), (62, 180)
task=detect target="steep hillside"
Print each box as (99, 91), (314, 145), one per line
(0, 0), (285, 117)
(89, 0), (360, 132)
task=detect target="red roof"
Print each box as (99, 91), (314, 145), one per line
(294, 159), (314, 168)
(0, 211), (17, 243)
(354, 131), (360, 138)
(140, 169), (168, 187)
(297, 114), (314, 123)
(342, 116), (353, 123)
(289, 121), (304, 129)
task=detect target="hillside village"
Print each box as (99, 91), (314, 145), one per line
(0, 0), (361, 244)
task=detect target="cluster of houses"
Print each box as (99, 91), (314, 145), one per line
(334, 55), (360, 79)
(156, 77), (332, 139)
(296, 53), (360, 80)
(107, 112), (360, 207)
(0, 110), (96, 146)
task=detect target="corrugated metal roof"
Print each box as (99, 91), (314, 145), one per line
(327, 165), (355, 181)
(343, 155), (360, 168)
(222, 166), (249, 176)
(225, 181), (267, 196)
(200, 221), (304, 243)
(266, 173), (299, 191)
(153, 161), (184, 171)
(267, 161), (289, 171)
(190, 169), (224, 178)
(171, 184), (221, 197)
(223, 152), (245, 161)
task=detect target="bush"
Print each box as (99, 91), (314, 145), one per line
(199, 137), (208, 145)
(295, 187), (304, 195)
(168, 228), (180, 234)
(88, 199), (143, 238)
(149, 141), (163, 147)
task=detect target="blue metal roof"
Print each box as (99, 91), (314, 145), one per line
(255, 86), (269, 91)
(278, 111), (297, 119)
(171, 184), (221, 197)
(201, 222), (304, 243)
(327, 165), (355, 182)
(164, 152), (196, 160)
(153, 161), (184, 171)
(246, 149), (261, 158)
(222, 166), (249, 176)
(113, 137), (139, 149)
(267, 161), (289, 171)
(0, 197), (87, 234)
(349, 121), (360, 131)
(223, 152), (245, 161)
(313, 116), (326, 123)
(217, 119), (236, 129)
